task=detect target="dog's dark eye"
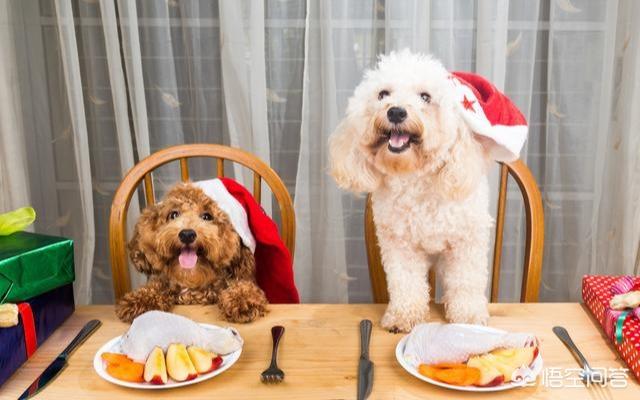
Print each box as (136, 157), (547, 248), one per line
(420, 92), (431, 103)
(378, 90), (390, 100)
(201, 212), (213, 221)
(168, 211), (180, 220)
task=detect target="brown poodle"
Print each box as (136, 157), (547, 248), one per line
(115, 183), (268, 323)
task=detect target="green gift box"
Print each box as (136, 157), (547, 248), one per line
(0, 231), (75, 303)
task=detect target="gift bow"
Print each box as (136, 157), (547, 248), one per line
(606, 276), (640, 344)
(0, 207), (36, 236)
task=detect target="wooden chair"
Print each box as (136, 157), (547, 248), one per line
(365, 159), (544, 303)
(109, 144), (295, 301)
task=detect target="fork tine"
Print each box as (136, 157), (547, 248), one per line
(585, 385), (598, 400)
(593, 384), (606, 400)
(595, 383), (613, 400)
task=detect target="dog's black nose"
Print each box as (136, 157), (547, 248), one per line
(387, 107), (407, 123)
(179, 229), (197, 244)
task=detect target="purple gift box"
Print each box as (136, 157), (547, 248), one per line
(0, 284), (75, 387)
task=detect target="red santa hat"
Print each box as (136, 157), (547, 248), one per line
(449, 71), (528, 162)
(193, 178), (299, 304)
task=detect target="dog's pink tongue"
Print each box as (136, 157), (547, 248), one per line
(389, 132), (410, 148)
(178, 248), (198, 269)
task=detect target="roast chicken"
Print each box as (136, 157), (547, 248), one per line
(403, 323), (535, 367)
(119, 311), (243, 362)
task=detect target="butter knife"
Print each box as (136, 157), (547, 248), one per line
(357, 319), (374, 400)
(18, 319), (101, 400)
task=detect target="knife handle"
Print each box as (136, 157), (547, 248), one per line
(60, 319), (101, 360)
(359, 319), (372, 359)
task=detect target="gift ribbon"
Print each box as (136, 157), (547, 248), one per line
(614, 310), (630, 344)
(17, 302), (37, 358)
(609, 276), (640, 344)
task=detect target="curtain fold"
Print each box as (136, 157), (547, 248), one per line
(98, 0), (146, 290)
(593, 0), (640, 277)
(0, 1), (31, 212)
(0, 0), (638, 304)
(218, 0), (273, 215)
(116, 0), (151, 159)
(294, 0), (349, 302)
(53, 0), (96, 304)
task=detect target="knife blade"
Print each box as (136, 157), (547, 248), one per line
(357, 319), (374, 400)
(18, 319), (101, 400)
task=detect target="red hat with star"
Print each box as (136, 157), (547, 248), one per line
(193, 177), (299, 304)
(449, 71), (528, 162)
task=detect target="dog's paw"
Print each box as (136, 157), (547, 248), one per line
(381, 305), (429, 333)
(115, 302), (137, 323)
(444, 298), (489, 325)
(220, 296), (267, 323)
(115, 287), (173, 323)
(218, 281), (268, 323)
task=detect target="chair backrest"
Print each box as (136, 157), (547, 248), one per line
(109, 144), (295, 301)
(365, 159), (544, 303)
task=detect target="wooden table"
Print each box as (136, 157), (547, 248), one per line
(1, 304), (638, 399)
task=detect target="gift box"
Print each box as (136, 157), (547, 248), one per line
(0, 284), (75, 386)
(582, 275), (640, 381)
(0, 231), (74, 302)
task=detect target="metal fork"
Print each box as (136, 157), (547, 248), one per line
(261, 325), (285, 383)
(552, 326), (609, 387)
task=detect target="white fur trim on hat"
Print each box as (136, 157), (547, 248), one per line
(193, 179), (256, 253)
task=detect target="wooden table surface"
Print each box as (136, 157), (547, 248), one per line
(1, 303), (638, 399)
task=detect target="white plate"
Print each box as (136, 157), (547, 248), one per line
(395, 324), (543, 392)
(93, 323), (242, 389)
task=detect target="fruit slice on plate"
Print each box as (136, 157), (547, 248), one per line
(187, 346), (223, 374)
(467, 355), (505, 386)
(102, 352), (145, 383)
(144, 346), (168, 384)
(418, 363), (481, 386)
(106, 360), (145, 383)
(468, 347), (536, 385)
(101, 352), (131, 366)
(490, 347), (536, 382)
(491, 347), (536, 370)
(167, 343), (198, 382)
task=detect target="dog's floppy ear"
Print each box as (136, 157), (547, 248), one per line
(329, 113), (381, 193)
(435, 118), (488, 201)
(226, 245), (256, 280)
(128, 204), (163, 275)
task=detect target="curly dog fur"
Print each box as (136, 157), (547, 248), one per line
(116, 183), (267, 323)
(330, 50), (493, 332)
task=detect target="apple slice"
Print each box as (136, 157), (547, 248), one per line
(491, 347), (536, 369)
(144, 346), (168, 385)
(167, 343), (198, 382)
(467, 355), (505, 386)
(489, 347), (536, 382)
(187, 346), (223, 374)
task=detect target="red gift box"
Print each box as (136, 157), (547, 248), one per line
(582, 275), (640, 380)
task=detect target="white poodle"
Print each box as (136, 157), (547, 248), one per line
(329, 50), (527, 332)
